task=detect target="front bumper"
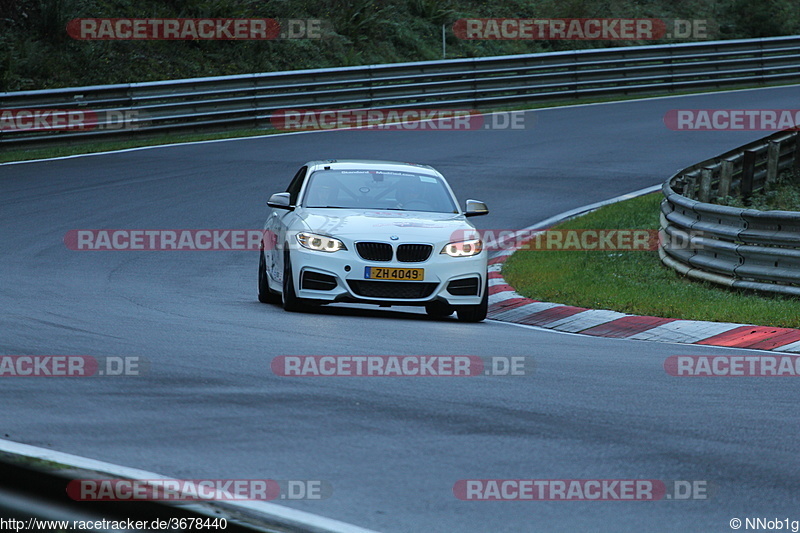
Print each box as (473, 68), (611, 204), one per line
(290, 245), (487, 306)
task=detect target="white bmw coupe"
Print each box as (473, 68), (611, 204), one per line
(258, 160), (489, 322)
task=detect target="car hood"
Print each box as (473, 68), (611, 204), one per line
(296, 209), (477, 242)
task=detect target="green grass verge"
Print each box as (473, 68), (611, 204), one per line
(716, 168), (800, 211)
(8, 0), (795, 92)
(0, 452), (68, 471)
(501, 192), (800, 328)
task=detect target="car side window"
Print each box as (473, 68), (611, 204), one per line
(286, 166), (307, 205)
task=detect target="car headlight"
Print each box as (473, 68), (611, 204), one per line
(441, 238), (483, 257)
(296, 232), (347, 252)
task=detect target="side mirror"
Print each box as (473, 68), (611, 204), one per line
(268, 192), (293, 210)
(464, 199), (489, 217)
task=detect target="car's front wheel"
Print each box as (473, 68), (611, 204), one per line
(282, 251), (308, 312)
(455, 279), (488, 322)
(258, 250), (281, 304)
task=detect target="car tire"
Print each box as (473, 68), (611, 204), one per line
(456, 279), (488, 322)
(425, 301), (454, 317)
(282, 251), (307, 312)
(258, 250), (281, 304)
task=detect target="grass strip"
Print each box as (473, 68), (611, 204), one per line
(502, 192), (800, 328)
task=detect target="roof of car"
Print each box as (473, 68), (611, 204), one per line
(305, 159), (439, 176)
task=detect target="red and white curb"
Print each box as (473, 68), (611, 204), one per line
(485, 194), (800, 354)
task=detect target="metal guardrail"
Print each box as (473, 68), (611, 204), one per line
(660, 130), (800, 297)
(0, 456), (278, 533)
(0, 439), (380, 533)
(1, 35), (800, 147)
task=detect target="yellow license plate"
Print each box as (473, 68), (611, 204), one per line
(364, 267), (424, 281)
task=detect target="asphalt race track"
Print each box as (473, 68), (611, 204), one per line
(2, 86), (799, 532)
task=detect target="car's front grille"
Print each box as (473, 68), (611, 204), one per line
(396, 244), (433, 262)
(356, 242), (393, 261)
(447, 277), (481, 296)
(301, 271), (337, 291)
(347, 280), (438, 299)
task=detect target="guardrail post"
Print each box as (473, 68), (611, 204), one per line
(766, 140), (780, 184)
(741, 150), (756, 202)
(718, 160), (733, 198)
(794, 133), (800, 171)
(699, 168), (713, 202)
(684, 176), (696, 199)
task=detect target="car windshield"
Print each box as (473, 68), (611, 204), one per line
(302, 169), (458, 213)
